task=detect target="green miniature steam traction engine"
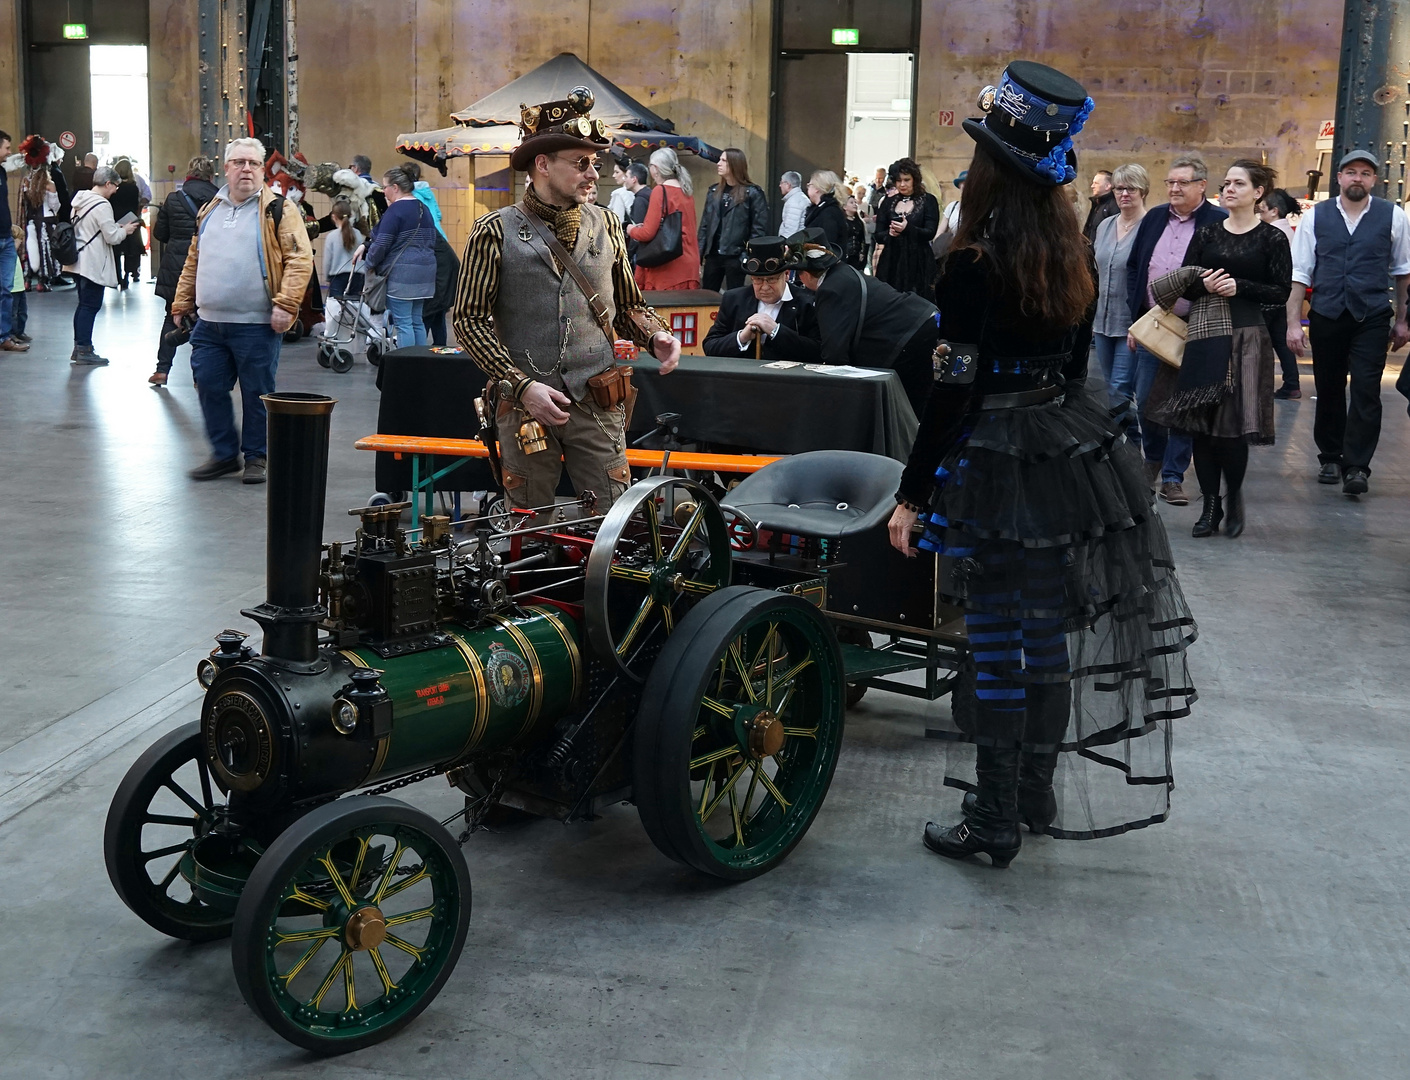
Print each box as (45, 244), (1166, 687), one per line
(104, 393), (868, 1054)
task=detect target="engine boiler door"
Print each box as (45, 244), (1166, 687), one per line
(204, 689), (277, 792)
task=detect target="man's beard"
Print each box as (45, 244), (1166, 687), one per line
(1345, 182), (1369, 202)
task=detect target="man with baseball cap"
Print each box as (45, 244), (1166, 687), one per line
(1287, 148), (1410, 495)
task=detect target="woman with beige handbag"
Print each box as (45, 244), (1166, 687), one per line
(1146, 160), (1292, 538)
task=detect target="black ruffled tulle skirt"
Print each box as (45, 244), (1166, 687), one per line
(918, 383), (1198, 839)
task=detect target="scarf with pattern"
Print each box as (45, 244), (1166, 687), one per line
(524, 184), (582, 251)
(1150, 264), (1233, 410)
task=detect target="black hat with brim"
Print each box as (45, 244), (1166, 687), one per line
(963, 60), (1092, 187)
(787, 227), (842, 272)
(740, 235), (802, 276)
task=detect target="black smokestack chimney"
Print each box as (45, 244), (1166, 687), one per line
(242, 393), (337, 663)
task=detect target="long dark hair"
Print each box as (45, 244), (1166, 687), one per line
(887, 157), (926, 199)
(716, 147), (753, 198)
(950, 144), (1095, 329)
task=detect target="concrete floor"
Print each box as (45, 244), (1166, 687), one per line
(1, 287), (1408, 1078)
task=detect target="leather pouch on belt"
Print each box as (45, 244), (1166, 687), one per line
(586, 364), (634, 411)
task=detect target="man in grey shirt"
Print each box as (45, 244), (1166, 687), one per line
(172, 137), (313, 483)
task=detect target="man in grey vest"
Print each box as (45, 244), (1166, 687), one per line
(1287, 149), (1410, 495)
(451, 88), (680, 516)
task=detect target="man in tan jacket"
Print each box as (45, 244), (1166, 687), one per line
(174, 137), (313, 483)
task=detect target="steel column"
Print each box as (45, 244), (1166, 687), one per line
(1333, 0), (1410, 200)
(198, 0), (248, 159)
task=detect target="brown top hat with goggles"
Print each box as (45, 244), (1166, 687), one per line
(509, 86), (612, 171)
(739, 235), (802, 277)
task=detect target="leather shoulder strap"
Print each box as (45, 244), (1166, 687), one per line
(519, 202), (614, 340)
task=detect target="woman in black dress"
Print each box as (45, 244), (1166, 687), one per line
(1148, 161), (1291, 538)
(873, 157), (939, 300)
(110, 158), (146, 288)
(887, 61), (1197, 868)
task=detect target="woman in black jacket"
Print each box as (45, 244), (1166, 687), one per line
(802, 170), (848, 251)
(874, 157), (940, 301)
(110, 157), (146, 289)
(696, 148), (769, 292)
(149, 156), (218, 385)
(887, 62), (1196, 868)
(421, 231), (462, 347)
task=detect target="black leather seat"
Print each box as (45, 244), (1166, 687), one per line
(722, 451), (904, 539)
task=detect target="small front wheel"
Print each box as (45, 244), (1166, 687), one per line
(331, 347), (356, 373)
(366, 341), (385, 367)
(230, 796), (471, 1054)
(316, 342), (334, 369)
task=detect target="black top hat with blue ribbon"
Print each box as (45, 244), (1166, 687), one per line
(964, 61), (1094, 187)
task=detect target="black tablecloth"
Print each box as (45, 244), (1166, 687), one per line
(374, 347), (495, 493)
(627, 356), (918, 460)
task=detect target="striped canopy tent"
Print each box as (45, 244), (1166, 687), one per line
(395, 52), (720, 173)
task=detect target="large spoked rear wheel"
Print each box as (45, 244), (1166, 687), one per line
(231, 797), (471, 1054)
(634, 586), (845, 880)
(104, 721), (235, 941)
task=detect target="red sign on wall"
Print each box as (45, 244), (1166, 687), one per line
(938, 111), (955, 127)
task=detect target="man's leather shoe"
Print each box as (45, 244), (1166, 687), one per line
(1159, 481), (1188, 505)
(1274, 384), (1301, 399)
(14, 333), (32, 343)
(189, 457), (240, 481)
(1, 338), (30, 352)
(1318, 462), (1342, 484)
(242, 457), (267, 485)
(1343, 467), (1369, 496)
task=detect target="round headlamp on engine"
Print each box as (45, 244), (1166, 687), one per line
(196, 658), (218, 689)
(203, 689), (277, 792)
(332, 697), (359, 735)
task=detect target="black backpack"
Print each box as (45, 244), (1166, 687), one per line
(48, 205), (97, 266)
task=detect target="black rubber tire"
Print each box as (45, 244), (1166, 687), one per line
(366, 342), (384, 367)
(331, 347), (356, 374)
(104, 721), (234, 941)
(316, 343), (334, 369)
(634, 586), (845, 881)
(231, 796), (472, 1054)
(833, 626), (873, 708)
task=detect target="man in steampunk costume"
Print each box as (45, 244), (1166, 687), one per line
(451, 87), (681, 516)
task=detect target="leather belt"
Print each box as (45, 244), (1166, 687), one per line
(976, 384), (1065, 410)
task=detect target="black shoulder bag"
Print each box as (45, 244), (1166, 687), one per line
(634, 188), (684, 268)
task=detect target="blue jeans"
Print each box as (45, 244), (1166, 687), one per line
(1133, 344), (1192, 483)
(0, 237), (17, 340)
(1093, 333), (1137, 406)
(73, 276), (106, 347)
(190, 319), (282, 461)
(386, 296), (427, 347)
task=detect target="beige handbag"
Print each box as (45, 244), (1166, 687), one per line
(1129, 304), (1187, 368)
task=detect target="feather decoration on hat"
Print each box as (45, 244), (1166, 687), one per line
(19, 134), (49, 168)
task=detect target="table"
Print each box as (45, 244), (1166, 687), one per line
(626, 355), (918, 460)
(373, 346), (495, 495)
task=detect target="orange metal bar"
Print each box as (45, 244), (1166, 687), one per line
(353, 434), (782, 474)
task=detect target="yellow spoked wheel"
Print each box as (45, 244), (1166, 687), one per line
(230, 797), (471, 1054)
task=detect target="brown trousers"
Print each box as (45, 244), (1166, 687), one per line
(497, 397), (631, 517)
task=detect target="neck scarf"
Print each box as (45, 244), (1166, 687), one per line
(1150, 265), (1232, 410)
(524, 184), (581, 251)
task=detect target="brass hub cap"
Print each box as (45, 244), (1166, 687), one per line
(746, 710), (785, 759)
(344, 906), (388, 952)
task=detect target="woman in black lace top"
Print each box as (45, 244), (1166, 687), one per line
(1155, 160), (1292, 537)
(887, 61), (1196, 868)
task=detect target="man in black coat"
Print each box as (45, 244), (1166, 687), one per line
(792, 228), (937, 416)
(1081, 170), (1117, 241)
(702, 235), (819, 361)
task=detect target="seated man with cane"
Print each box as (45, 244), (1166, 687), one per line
(701, 235), (820, 362)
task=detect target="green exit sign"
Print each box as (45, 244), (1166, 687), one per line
(831, 28), (859, 46)
(63, 23), (88, 39)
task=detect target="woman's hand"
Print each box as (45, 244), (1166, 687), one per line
(889, 216), (908, 236)
(1201, 268), (1235, 297)
(888, 504), (920, 557)
(352, 244), (366, 264)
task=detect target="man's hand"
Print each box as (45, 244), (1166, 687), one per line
(745, 312), (778, 338)
(270, 307), (295, 334)
(1393, 319), (1410, 352)
(522, 381), (572, 426)
(888, 504), (919, 557)
(650, 331), (680, 374)
(1287, 323), (1308, 357)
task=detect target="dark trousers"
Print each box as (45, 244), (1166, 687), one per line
(156, 303), (180, 372)
(72, 275), (106, 347)
(10, 288), (26, 337)
(1263, 306), (1300, 388)
(423, 310), (448, 346)
(122, 247), (142, 282)
(701, 254), (744, 293)
(190, 319), (281, 461)
(1308, 308), (1392, 472)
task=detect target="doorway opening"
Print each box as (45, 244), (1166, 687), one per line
(845, 53), (913, 186)
(90, 45), (150, 176)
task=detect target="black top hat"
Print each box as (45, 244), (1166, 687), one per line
(964, 60), (1093, 186)
(740, 235), (802, 276)
(509, 86), (612, 171)
(787, 228), (842, 273)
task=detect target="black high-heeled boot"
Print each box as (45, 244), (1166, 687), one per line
(962, 756), (1055, 833)
(925, 745), (1022, 867)
(1191, 494), (1223, 538)
(1223, 487), (1244, 537)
